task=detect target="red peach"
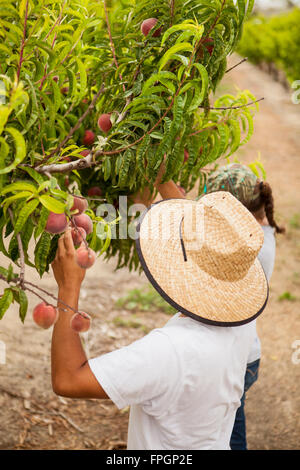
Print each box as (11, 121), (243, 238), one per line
(33, 302), (58, 329)
(98, 114), (112, 132)
(87, 186), (103, 197)
(74, 213), (93, 235)
(46, 212), (68, 234)
(203, 37), (214, 56)
(61, 87), (69, 94)
(75, 245), (96, 269)
(71, 227), (86, 246)
(80, 149), (90, 157)
(70, 312), (91, 332)
(141, 18), (161, 37)
(71, 196), (88, 215)
(184, 149), (189, 162)
(82, 130), (95, 147)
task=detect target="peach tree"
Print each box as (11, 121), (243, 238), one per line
(0, 0), (261, 323)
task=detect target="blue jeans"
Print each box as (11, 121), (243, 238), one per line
(230, 359), (260, 450)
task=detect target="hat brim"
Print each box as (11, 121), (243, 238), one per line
(136, 198), (269, 327)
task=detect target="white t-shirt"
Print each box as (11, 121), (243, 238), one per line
(88, 315), (257, 450)
(247, 225), (276, 364)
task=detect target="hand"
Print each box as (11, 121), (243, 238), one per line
(51, 228), (86, 291)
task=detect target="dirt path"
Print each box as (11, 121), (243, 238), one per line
(0, 56), (299, 450)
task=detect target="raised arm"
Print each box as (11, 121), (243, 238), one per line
(51, 229), (108, 399)
(132, 159), (186, 207)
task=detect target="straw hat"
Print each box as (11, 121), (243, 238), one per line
(136, 191), (269, 326)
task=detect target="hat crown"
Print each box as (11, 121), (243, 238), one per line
(181, 192), (264, 281)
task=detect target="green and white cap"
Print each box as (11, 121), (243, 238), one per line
(205, 163), (259, 206)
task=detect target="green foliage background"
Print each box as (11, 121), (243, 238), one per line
(0, 0), (260, 321)
(237, 7), (300, 84)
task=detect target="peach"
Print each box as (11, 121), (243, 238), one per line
(184, 149), (189, 162)
(33, 302), (58, 329)
(46, 212), (68, 234)
(87, 186), (103, 197)
(82, 130), (95, 147)
(71, 196), (88, 215)
(71, 227), (86, 246)
(80, 149), (90, 157)
(98, 114), (112, 132)
(141, 18), (161, 37)
(70, 312), (91, 333)
(203, 37), (214, 56)
(74, 213), (93, 235)
(75, 245), (96, 269)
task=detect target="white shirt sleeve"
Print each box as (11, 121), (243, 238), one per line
(88, 329), (181, 414)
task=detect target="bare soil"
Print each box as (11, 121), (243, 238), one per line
(0, 55), (299, 450)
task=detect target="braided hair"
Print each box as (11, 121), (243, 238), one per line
(205, 164), (285, 235)
(247, 181), (285, 234)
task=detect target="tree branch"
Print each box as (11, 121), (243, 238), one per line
(103, 0), (126, 93)
(199, 97), (264, 111)
(17, 0), (29, 82)
(0, 273), (86, 318)
(225, 57), (248, 74)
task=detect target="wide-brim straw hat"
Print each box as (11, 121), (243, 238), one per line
(136, 191), (269, 326)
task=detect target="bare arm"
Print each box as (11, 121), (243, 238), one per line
(51, 230), (108, 399)
(132, 159), (186, 206)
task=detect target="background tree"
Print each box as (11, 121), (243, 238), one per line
(0, 0), (262, 323)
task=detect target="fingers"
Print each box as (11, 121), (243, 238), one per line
(63, 227), (75, 254)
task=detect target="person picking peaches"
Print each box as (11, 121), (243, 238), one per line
(50, 184), (270, 450)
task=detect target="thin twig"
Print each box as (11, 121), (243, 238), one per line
(103, 0), (126, 93)
(199, 97), (264, 111)
(52, 411), (84, 433)
(170, 0), (176, 26)
(17, 0), (29, 82)
(225, 57), (248, 74)
(0, 273), (84, 318)
(8, 208), (25, 288)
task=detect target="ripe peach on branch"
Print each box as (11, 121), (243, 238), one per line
(75, 244), (96, 269)
(70, 312), (91, 332)
(71, 227), (86, 246)
(141, 18), (161, 37)
(73, 213), (93, 235)
(87, 186), (103, 197)
(98, 114), (112, 132)
(71, 196), (88, 215)
(46, 212), (68, 234)
(33, 302), (58, 329)
(82, 130), (95, 147)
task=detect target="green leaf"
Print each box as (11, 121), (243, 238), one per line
(34, 232), (51, 277)
(39, 195), (66, 214)
(0, 127), (27, 174)
(158, 43), (194, 71)
(142, 71), (177, 95)
(21, 167), (45, 185)
(0, 288), (14, 320)
(14, 199), (39, 234)
(34, 205), (50, 239)
(2, 191), (33, 215)
(188, 64), (209, 111)
(161, 22), (202, 46)
(1, 181), (37, 195)
(18, 289), (28, 323)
